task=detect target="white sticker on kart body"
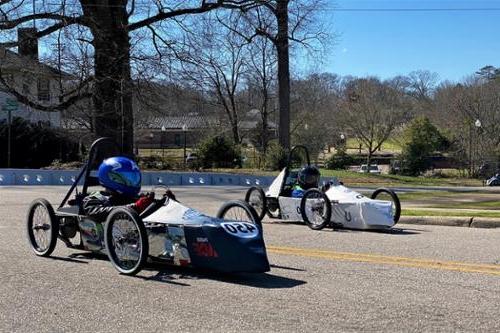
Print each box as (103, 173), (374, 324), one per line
(221, 222), (259, 238)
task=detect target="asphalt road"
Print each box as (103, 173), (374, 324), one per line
(1, 186), (500, 332)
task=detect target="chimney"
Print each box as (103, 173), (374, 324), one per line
(17, 28), (38, 60)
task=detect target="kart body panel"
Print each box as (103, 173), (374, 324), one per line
(77, 199), (270, 273)
(325, 185), (394, 229)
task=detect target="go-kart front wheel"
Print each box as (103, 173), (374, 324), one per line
(371, 188), (401, 224)
(244, 187), (267, 221)
(216, 200), (262, 228)
(104, 208), (149, 275)
(300, 189), (332, 230)
(26, 199), (59, 256)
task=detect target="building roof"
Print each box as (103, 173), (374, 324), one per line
(0, 47), (73, 79)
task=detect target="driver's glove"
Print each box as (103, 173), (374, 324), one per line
(133, 193), (155, 213)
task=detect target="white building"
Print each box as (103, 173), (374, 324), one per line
(0, 28), (71, 127)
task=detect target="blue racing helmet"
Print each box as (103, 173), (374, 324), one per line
(98, 156), (141, 197)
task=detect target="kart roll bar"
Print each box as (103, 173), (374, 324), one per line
(58, 137), (121, 210)
(287, 145), (310, 167)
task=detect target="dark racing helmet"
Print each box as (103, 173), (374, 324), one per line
(297, 165), (320, 190)
(98, 156), (141, 197)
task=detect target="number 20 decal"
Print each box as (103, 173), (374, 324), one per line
(221, 222), (259, 238)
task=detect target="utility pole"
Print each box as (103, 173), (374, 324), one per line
(3, 98), (17, 168)
(7, 107), (11, 168)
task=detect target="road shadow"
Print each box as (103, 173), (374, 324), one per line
(331, 226), (422, 235)
(63, 252), (306, 289)
(69, 252), (109, 261)
(265, 220), (422, 235)
(136, 262), (306, 289)
(270, 264), (306, 272)
(49, 255), (89, 264)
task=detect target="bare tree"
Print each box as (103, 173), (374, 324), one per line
(173, 12), (251, 143)
(0, 0), (257, 153)
(224, 0), (328, 150)
(435, 78), (500, 176)
(339, 78), (410, 168)
(290, 73), (339, 158)
(245, 35), (277, 153)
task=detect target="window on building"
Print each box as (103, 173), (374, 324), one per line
(22, 82), (30, 95)
(37, 78), (50, 101)
(174, 133), (181, 146)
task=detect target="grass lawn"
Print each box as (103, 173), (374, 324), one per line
(319, 169), (483, 187)
(402, 209), (500, 219)
(345, 138), (404, 154)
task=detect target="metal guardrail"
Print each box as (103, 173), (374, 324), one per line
(0, 169), (275, 187)
(0, 169), (338, 188)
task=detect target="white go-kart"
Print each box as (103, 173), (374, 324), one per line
(244, 146), (401, 230)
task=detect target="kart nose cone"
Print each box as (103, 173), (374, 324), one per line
(184, 224), (270, 273)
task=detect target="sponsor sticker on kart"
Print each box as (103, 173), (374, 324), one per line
(221, 222), (259, 238)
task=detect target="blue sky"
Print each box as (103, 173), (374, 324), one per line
(315, 0), (500, 82)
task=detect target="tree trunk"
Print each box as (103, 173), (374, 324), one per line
(81, 0), (134, 155)
(276, 0), (291, 150)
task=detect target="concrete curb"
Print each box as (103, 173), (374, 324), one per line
(470, 218), (500, 229)
(400, 216), (500, 229)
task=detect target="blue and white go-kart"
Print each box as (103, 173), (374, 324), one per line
(244, 146), (401, 231)
(26, 138), (270, 275)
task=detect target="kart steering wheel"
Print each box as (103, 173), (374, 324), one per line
(139, 185), (173, 219)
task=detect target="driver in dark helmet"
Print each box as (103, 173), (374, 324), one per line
(83, 156), (175, 221)
(291, 165), (321, 198)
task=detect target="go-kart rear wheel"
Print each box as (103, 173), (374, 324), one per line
(244, 187), (267, 221)
(300, 189), (332, 230)
(216, 200), (262, 228)
(26, 199), (59, 256)
(266, 198), (281, 219)
(104, 208), (149, 275)
(371, 188), (401, 224)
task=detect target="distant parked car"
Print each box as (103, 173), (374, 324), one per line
(486, 174), (500, 186)
(186, 152), (198, 163)
(358, 164), (381, 174)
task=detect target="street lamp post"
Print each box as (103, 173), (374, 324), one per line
(340, 133), (346, 147)
(473, 119), (482, 176)
(182, 124), (188, 169)
(469, 119), (482, 176)
(161, 126), (166, 161)
(149, 132), (154, 157)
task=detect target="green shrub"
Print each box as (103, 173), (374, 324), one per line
(263, 141), (287, 170)
(400, 117), (449, 176)
(197, 136), (242, 168)
(137, 155), (172, 170)
(0, 117), (79, 168)
(324, 147), (354, 170)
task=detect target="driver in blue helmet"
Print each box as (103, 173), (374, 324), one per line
(291, 165), (320, 198)
(83, 156), (172, 221)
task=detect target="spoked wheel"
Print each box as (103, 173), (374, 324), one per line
(244, 187), (267, 221)
(371, 188), (401, 224)
(266, 198), (281, 219)
(26, 199), (59, 256)
(216, 200), (261, 228)
(104, 208), (149, 275)
(300, 189), (332, 230)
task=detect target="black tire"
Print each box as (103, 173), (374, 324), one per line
(371, 188), (401, 224)
(26, 199), (59, 257)
(300, 189), (332, 230)
(266, 198), (282, 219)
(216, 200), (262, 228)
(104, 208), (149, 275)
(244, 187), (267, 221)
